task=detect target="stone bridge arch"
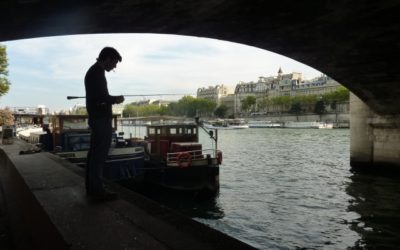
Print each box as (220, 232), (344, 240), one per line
(1, 0), (399, 169)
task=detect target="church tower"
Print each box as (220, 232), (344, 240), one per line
(277, 67), (283, 80)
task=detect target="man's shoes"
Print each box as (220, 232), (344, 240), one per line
(87, 190), (119, 201)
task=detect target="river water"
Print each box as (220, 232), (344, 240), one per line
(119, 126), (400, 250)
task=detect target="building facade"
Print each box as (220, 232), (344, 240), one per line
(8, 106), (50, 115)
(199, 68), (344, 116)
(197, 84), (234, 105)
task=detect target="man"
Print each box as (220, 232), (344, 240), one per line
(84, 47), (124, 200)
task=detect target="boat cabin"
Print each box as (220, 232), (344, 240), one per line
(146, 124), (202, 160)
(36, 115), (119, 152)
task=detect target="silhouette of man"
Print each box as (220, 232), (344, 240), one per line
(84, 47), (124, 200)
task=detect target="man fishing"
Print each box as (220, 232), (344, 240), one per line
(84, 47), (124, 200)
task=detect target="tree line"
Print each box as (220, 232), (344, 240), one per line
(122, 96), (216, 118)
(0, 44), (13, 125)
(122, 86), (349, 119)
(242, 86), (350, 115)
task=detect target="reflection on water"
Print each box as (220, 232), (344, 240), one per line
(119, 125), (400, 249)
(119, 182), (225, 220)
(346, 171), (400, 249)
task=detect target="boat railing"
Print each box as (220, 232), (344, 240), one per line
(166, 149), (216, 163)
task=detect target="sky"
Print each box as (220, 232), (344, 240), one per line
(1, 33), (323, 112)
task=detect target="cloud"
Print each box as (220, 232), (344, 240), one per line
(1, 34), (323, 111)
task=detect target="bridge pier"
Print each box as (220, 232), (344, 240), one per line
(350, 93), (400, 171)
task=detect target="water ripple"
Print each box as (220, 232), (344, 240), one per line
(123, 127), (400, 249)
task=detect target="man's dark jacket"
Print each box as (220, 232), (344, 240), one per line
(84, 62), (118, 119)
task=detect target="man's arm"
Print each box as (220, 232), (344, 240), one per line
(112, 95), (124, 104)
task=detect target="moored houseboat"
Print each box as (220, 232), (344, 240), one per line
(142, 122), (221, 195)
(25, 115), (221, 195)
(32, 115), (146, 180)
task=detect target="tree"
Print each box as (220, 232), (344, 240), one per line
(123, 104), (161, 117)
(314, 99), (326, 115)
(241, 96), (256, 113)
(169, 96), (216, 117)
(122, 97), (216, 118)
(271, 95), (291, 112)
(330, 100), (337, 110)
(322, 86), (350, 106)
(0, 44), (11, 97)
(71, 107), (87, 115)
(289, 102), (302, 115)
(0, 109), (14, 125)
(214, 104), (228, 118)
(257, 97), (271, 112)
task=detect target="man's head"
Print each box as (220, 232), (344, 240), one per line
(97, 47), (122, 72)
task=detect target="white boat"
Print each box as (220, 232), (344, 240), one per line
(248, 120), (282, 128)
(284, 121), (320, 129)
(318, 122), (334, 129)
(17, 126), (45, 142)
(204, 119), (249, 130)
(284, 121), (334, 129)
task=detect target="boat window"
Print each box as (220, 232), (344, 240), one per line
(156, 128), (161, 135)
(63, 118), (88, 130)
(178, 128), (182, 134)
(193, 128), (197, 134)
(149, 128), (155, 135)
(170, 128), (177, 134)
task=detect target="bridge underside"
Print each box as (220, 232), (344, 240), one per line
(1, 0), (400, 169)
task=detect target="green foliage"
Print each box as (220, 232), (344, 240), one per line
(122, 96), (216, 118)
(214, 104), (229, 118)
(330, 101), (337, 110)
(254, 87), (349, 114)
(175, 96), (216, 117)
(0, 44), (11, 97)
(71, 107), (87, 115)
(271, 95), (291, 106)
(159, 105), (168, 116)
(123, 104), (162, 117)
(314, 100), (326, 115)
(241, 96), (256, 111)
(321, 86), (350, 104)
(289, 102), (302, 114)
(0, 109), (14, 125)
(257, 97), (271, 111)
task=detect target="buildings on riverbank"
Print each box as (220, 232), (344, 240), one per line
(197, 68), (347, 116)
(4, 69), (346, 119)
(7, 105), (50, 115)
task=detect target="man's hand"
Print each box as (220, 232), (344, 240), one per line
(115, 95), (125, 104)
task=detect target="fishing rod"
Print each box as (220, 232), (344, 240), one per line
(67, 94), (190, 100)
